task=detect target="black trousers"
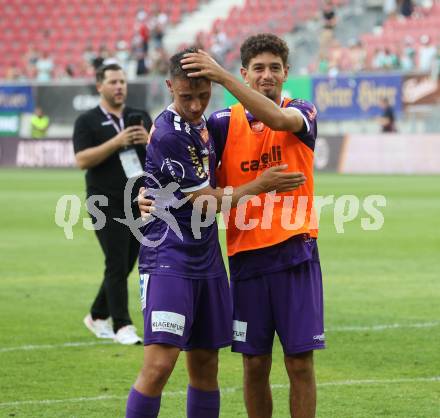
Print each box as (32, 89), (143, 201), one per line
(89, 204), (140, 332)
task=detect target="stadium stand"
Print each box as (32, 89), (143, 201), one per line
(0, 0), (203, 79)
(0, 0), (355, 79)
(192, 0), (348, 67)
(321, 0), (440, 72)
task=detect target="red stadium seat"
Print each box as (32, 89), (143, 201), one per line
(0, 0), (201, 77)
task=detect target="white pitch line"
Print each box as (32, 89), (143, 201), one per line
(326, 321), (440, 332)
(0, 321), (438, 354)
(0, 377), (439, 408)
(0, 341), (112, 353)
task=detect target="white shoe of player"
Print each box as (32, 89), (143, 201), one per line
(114, 325), (142, 345)
(83, 314), (115, 339)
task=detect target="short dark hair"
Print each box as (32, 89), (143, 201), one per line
(169, 47), (208, 85)
(96, 63), (123, 83)
(240, 33), (289, 68)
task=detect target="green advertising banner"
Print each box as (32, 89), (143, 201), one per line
(223, 75), (312, 107)
(0, 113), (20, 136)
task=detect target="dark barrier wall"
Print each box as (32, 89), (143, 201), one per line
(35, 82), (148, 125)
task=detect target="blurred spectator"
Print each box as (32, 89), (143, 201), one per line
(150, 46), (169, 75)
(418, 35), (437, 73)
(134, 11), (150, 54)
(400, 37), (416, 71)
(78, 54), (96, 79)
(210, 27), (231, 63)
(115, 40), (130, 71)
(31, 106), (50, 139)
(322, 0), (337, 30)
(378, 98), (396, 133)
(348, 40), (367, 72)
(64, 64), (76, 79)
(328, 39), (343, 72)
(5, 63), (23, 80)
(399, 0), (414, 18)
(92, 45), (111, 70)
(434, 45), (440, 78)
(372, 48), (386, 70)
(419, 0), (434, 17)
(54, 62), (76, 80)
(320, 0), (337, 53)
(194, 32), (207, 50)
(150, 11), (168, 48)
(83, 43), (97, 67)
(383, 48), (399, 70)
(383, 0), (398, 18)
(35, 51), (54, 81)
(317, 51), (330, 73)
(372, 47), (398, 70)
(24, 45), (39, 70)
(131, 37), (149, 76)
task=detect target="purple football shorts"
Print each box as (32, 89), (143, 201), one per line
(231, 258), (325, 355)
(140, 273), (232, 350)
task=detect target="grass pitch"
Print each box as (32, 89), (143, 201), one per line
(0, 169), (439, 417)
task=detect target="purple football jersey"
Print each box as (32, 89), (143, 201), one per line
(138, 105), (226, 279)
(207, 99), (319, 281)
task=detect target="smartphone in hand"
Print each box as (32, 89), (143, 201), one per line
(127, 113), (143, 126)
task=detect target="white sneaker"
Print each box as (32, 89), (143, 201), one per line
(83, 314), (115, 339)
(114, 325), (142, 345)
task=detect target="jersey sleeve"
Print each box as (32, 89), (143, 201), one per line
(152, 131), (210, 193)
(207, 108), (231, 166)
(287, 100), (318, 150)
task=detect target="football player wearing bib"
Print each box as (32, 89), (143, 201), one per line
(181, 34), (324, 418)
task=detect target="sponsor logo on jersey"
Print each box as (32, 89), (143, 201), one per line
(161, 158), (185, 183)
(240, 145), (282, 172)
(188, 145), (207, 179)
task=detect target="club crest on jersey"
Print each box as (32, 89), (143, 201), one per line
(250, 121), (265, 133)
(200, 127), (209, 143)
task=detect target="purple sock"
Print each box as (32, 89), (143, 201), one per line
(187, 385), (220, 418)
(126, 387), (161, 418)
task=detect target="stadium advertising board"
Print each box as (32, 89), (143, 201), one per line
(0, 113), (20, 136)
(0, 85), (34, 112)
(35, 82), (148, 125)
(339, 134), (440, 174)
(312, 74), (402, 120)
(402, 74), (440, 106)
(0, 137), (75, 167)
(223, 76), (312, 107)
